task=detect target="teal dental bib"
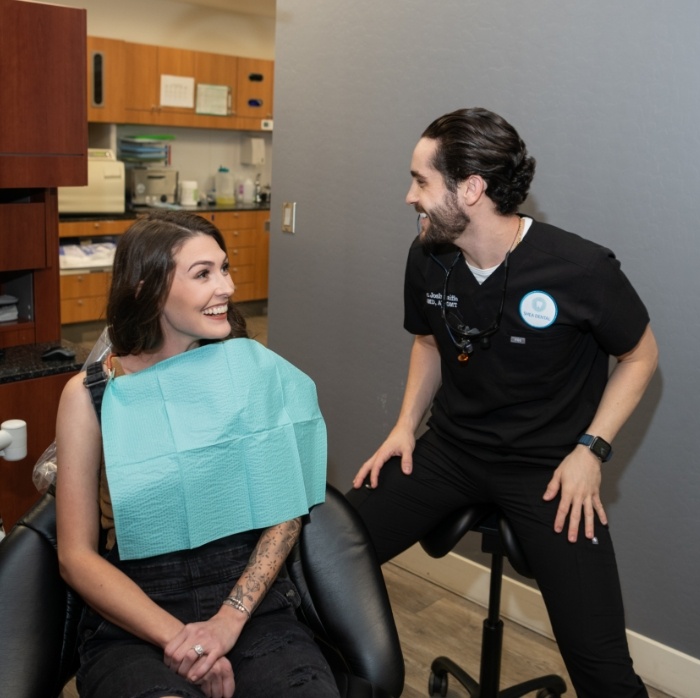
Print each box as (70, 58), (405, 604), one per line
(101, 339), (327, 560)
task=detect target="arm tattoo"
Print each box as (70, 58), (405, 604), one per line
(227, 517), (301, 613)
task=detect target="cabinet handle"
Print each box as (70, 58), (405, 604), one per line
(91, 51), (105, 107)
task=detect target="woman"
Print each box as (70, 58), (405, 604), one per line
(56, 211), (339, 698)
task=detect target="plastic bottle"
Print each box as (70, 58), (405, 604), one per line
(242, 177), (255, 204)
(215, 166), (235, 205)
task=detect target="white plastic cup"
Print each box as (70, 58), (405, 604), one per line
(179, 181), (199, 207)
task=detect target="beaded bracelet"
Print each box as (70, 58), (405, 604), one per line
(222, 596), (252, 620)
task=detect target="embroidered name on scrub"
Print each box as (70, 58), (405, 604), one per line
(519, 291), (558, 328)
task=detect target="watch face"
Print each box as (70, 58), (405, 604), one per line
(590, 437), (612, 461)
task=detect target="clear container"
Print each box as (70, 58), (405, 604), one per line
(215, 166), (235, 205)
(242, 177), (255, 204)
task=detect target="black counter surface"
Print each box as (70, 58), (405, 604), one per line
(0, 340), (91, 384)
(59, 203), (270, 224)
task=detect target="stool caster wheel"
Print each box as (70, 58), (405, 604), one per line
(428, 671), (448, 697)
(536, 691), (563, 698)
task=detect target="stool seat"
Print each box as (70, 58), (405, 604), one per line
(420, 503), (567, 698)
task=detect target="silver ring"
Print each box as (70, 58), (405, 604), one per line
(192, 644), (205, 658)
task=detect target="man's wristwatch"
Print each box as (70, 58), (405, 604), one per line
(577, 434), (613, 463)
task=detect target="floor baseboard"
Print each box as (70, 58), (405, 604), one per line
(392, 545), (699, 698)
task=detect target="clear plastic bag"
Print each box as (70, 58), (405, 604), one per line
(32, 327), (112, 493)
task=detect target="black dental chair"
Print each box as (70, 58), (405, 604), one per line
(420, 504), (567, 698)
(0, 484), (404, 698)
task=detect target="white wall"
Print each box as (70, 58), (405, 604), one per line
(40, 0), (275, 58)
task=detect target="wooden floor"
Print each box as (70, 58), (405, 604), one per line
(383, 562), (673, 698)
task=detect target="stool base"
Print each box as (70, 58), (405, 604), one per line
(428, 654), (567, 698)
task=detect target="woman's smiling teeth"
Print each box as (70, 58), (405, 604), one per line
(203, 304), (228, 316)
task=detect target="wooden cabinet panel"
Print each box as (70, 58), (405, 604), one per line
(254, 213), (270, 300)
(59, 218), (132, 239)
(61, 296), (108, 325)
(196, 52), (238, 89)
(0, 1), (87, 188)
(60, 272), (110, 299)
(87, 36), (126, 123)
(0, 204), (47, 271)
(0, 371), (76, 530)
(221, 228), (256, 247)
(237, 58), (274, 119)
(226, 246), (255, 266)
(229, 264), (255, 284)
(124, 42), (159, 117)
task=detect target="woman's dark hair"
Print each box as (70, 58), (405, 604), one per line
(422, 107), (536, 215)
(107, 210), (248, 355)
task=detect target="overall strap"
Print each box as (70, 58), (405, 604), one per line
(83, 361), (108, 424)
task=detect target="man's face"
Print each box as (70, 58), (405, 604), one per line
(406, 137), (469, 245)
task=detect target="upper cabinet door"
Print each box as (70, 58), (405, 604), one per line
(124, 42), (159, 117)
(0, 0), (87, 188)
(236, 58), (274, 120)
(87, 36), (126, 124)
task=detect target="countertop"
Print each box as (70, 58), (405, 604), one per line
(0, 340), (91, 385)
(59, 202), (270, 224)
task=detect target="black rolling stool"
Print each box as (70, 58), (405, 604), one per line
(420, 504), (567, 698)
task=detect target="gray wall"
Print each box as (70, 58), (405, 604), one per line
(269, 0), (700, 659)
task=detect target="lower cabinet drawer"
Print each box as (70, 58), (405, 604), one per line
(229, 263), (254, 284)
(61, 296), (108, 324)
(60, 271), (111, 299)
(233, 282), (255, 303)
(227, 246), (255, 265)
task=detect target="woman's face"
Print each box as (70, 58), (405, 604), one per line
(160, 233), (234, 353)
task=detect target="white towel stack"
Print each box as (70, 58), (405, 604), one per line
(0, 295), (18, 323)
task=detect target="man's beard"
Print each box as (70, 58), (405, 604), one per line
(419, 190), (470, 245)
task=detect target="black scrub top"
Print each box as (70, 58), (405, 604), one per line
(404, 219), (649, 467)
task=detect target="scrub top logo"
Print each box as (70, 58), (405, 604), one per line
(519, 291), (557, 329)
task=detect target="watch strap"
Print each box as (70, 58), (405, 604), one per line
(577, 434), (613, 462)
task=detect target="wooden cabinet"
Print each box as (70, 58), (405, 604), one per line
(57, 210), (269, 324)
(58, 217), (131, 325)
(0, 190), (62, 349)
(0, 371), (76, 530)
(0, 1), (86, 348)
(87, 36), (126, 123)
(198, 210), (269, 302)
(60, 271), (112, 325)
(0, 1), (87, 188)
(88, 37), (272, 131)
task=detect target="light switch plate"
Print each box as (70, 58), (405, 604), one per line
(282, 201), (296, 233)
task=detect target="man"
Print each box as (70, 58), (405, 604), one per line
(346, 108), (658, 697)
